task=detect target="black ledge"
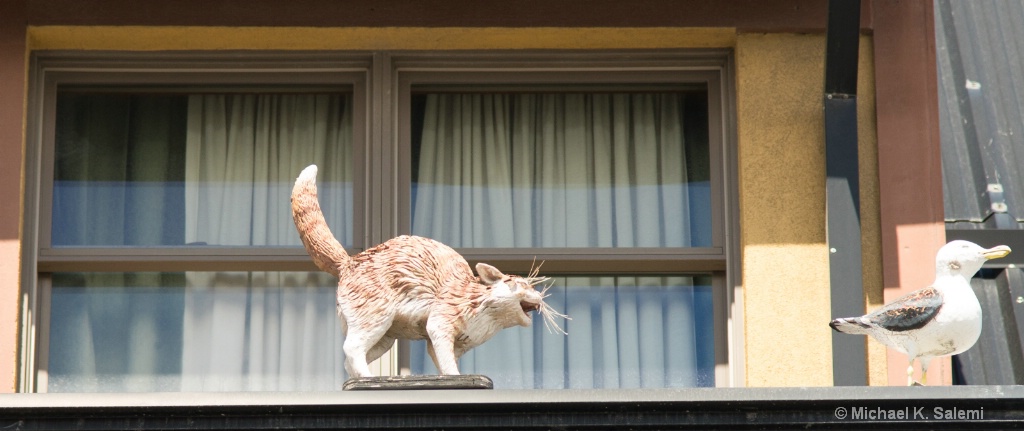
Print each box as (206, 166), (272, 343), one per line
(2, 386), (1024, 430)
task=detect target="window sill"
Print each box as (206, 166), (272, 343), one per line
(2, 386), (1021, 429)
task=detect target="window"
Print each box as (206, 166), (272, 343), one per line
(22, 51), (735, 392)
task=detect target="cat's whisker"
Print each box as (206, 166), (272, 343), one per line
(538, 301), (570, 335)
(537, 279), (555, 295)
(518, 274), (566, 334)
(528, 258), (545, 281)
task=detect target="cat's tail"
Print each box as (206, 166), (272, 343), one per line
(291, 164), (349, 277)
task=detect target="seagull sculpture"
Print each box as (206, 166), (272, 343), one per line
(830, 240), (1011, 386)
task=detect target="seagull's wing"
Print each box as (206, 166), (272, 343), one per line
(865, 287), (943, 332)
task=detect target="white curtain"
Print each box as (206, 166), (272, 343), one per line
(180, 94), (352, 391)
(410, 93), (714, 388)
(47, 91), (712, 391)
(412, 93), (692, 248)
(413, 277), (715, 388)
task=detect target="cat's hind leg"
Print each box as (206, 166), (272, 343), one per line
(337, 313), (348, 336)
(342, 318), (392, 378)
(366, 336), (396, 363)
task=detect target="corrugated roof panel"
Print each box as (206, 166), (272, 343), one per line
(953, 268), (1024, 385)
(938, 0), (1024, 229)
(937, 0), (1024, 385)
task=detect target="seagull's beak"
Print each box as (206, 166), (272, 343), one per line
(983, 245), (1012, 260)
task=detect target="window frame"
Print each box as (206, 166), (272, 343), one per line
(392, 52), (729, 273)
(20, 52), (376, 392)
(20, 50), (742, 392)
(30, 52), (373, 272)
(389, 51), (738, 385)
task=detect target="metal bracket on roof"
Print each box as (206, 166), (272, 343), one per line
(825, 93), (856, 100)
(988, 183), (1008, 214)
(981, 182), (1017, 228)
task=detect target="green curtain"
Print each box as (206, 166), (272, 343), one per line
(50, 94), (187, 391)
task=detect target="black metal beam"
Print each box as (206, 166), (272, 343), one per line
(824, 0), (861, 96)
(825, 0), (867, 386)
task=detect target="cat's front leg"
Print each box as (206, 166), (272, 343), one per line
(429, 338), (461, 375)
(425, 318), (461, 375)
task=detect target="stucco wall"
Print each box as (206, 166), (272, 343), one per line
(736, 33), (883, 386)
(26, 26), (737, 50)
(856, 38), (887, 388)
(0, 3), (27, 394)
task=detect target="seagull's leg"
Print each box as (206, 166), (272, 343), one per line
(905, 349), (920, 386)
(905, 346), (921, 386)
(919, 357), (932, 386)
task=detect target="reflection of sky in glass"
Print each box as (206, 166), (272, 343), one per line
(411, 181), (711, 248)
(52, 181), (186, 247)
(411, 277), (715, 389)
(52, 181), (352, 247)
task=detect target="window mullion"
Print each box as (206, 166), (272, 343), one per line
(372, 51), (396, 244)
(457, 248), (727, 275)
(35, 247), (330, 273)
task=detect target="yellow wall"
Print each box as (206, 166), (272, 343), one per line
(857, 38), (887, 388)
(27, 26), (737, 50)
(735, 33), (883, 386)
(736, 33), (831, 386)
(15, 26), (884, 388)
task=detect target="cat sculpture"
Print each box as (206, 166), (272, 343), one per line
(291, 165), (566, 377)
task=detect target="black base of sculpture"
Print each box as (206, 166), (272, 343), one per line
(343, 375), (494, 391)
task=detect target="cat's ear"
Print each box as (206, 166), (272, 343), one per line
(476, 262), (505, 285)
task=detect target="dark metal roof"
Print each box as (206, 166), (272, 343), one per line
(937, 0), (1024, 384)
(938, 0), (1024, 230)
(954, 269), (1024, 385)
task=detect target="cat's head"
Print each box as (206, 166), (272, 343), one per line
(475, 262), (568, 334)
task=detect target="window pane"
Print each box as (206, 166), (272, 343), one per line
(52, 92), (354, 248)
(410, 91), (711, 248)
(410, 276), (715, 389)
(46, 271), (345, 392)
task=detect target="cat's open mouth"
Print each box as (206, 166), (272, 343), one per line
(521, 301), (540, 315)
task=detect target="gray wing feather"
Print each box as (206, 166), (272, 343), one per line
(865, 287), (943, 332)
